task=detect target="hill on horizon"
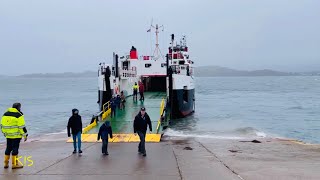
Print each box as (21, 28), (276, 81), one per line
(194, 66), (299, 77)
(15, 71), (97, 78)
(2, 66), (319, 78)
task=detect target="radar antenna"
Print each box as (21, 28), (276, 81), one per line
(148, 22), (164, 61)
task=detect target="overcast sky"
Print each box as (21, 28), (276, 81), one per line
(0, 0), (319, 75)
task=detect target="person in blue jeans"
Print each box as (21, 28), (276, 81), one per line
(97, 121), (113, 155)
(67, 109), (83, 154)
(133, 107), (152, 157)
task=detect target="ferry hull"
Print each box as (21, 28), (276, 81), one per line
(98, 89), (112, 112)
(171, 89), (195, 119)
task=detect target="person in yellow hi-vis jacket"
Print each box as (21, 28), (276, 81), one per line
(1, 103), (28, 169)
(132, 82), (139, 101)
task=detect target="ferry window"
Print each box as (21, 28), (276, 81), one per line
(183, 87), (188, 103)
(179, 61), (185, 65)
(180, 66), (185, 70)
(145, 64), (152, 68)
(171, 66), (176, 73)
(122, 61), (129, 70)
(161, 63), (167, 67)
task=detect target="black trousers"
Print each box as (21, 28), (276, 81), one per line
(102, 139), (109, 154)
(139, 92), (144, 100)
(5, 138), (21, 155)
(133, 90), (138, 100)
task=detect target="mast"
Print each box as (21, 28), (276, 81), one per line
(171, 34), (174, 64)
(150, 23), (164, 60)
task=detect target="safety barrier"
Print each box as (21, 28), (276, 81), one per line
(102, 101), (111, 120)
(156, 98), (166, 134)
(81, 100), (111, 135)
(82, 120), (97, 134)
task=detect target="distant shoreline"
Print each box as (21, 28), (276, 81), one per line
(1, 66), (319, 78)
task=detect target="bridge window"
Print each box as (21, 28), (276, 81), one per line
(145, 63), (152, 68)
(161, 63), (167, 67)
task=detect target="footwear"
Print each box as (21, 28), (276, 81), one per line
(104, 152), (109, 156)
(142, 153), (147, 157)
(78, 150), (82, 154)
(72, 150), (77, 154)
(12, 155), (23, 169)
(4, 155), (10, 169)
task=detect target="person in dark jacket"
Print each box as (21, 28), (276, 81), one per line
(67, 109), (83, 154)
(97, 121), (113, 155)
(133, 107), (152, 156)
(110, 96), (117, 118)
(120, 91), (126, 109)
(116, 95), (121, 109)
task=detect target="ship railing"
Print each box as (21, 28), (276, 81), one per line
(101, 101), (111, 120)
(80, 100), (111, 134)
(156, 98), (166, 134)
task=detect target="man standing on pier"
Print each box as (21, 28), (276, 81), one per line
(67, 109), (83, 154)
(133, 107), (152, 156)
(1, 103), (28, 169)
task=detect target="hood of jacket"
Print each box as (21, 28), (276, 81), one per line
(72, 109), (79, 115)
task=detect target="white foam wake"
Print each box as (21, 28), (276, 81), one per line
(164, 128), (267, 140)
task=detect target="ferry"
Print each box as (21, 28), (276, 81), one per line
(94, 25), (195, 138)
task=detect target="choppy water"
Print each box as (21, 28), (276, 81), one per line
(1, 76), (320, 143)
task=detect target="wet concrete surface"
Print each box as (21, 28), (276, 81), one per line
(194, 137), (320, 180)
(0, 137), (319, 180)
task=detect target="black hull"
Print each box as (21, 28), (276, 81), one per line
(171, 89), (195, 119)
(98, 89), (112, 112)
(98, 70), (112, 112)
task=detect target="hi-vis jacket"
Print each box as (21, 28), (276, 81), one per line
(1, 108), (28, 139)
(133, 84), (139, 91)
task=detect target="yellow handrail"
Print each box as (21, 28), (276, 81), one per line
(77, 100), (112, 135)
(103, 101), (110, 113)
(156, 98), (165, 133)
(102, 100), (111, 120)
(82, 119), (97, 134)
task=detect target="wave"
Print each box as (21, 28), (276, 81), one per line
(163, 129), (243, 140)
(164, 127), (267, 140)
(232, 127), (267, 137)
(288, 106), (303, 110)
(43, 129), (67, 136)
